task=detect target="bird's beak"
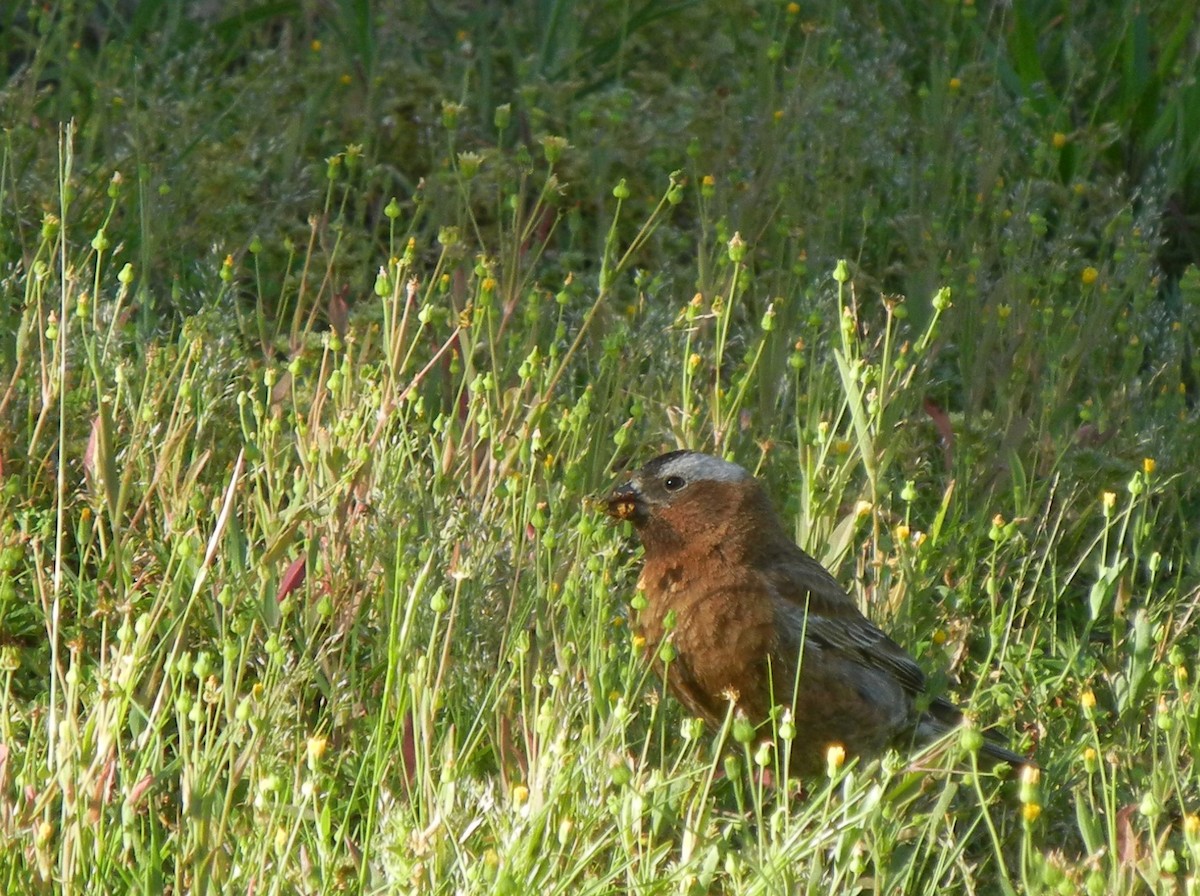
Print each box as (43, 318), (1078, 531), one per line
(605, 481), (645, 523)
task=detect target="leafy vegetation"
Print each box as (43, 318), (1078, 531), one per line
(1, 1), (1199, 892)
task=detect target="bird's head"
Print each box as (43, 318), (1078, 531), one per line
(605, 450), (773, 553)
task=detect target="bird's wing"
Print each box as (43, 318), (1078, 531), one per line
(798, 612), (929, 699)
(761, 548), (1031, 768)
(763, 553), (929, 699)
(762, 549), (856, 613)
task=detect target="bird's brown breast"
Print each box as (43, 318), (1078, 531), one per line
(636, 552), (781, 727)
(636, 541), (918, 776)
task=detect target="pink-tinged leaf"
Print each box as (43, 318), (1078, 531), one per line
(328, 285), (350, 339)
(93, 755), (116, 810)
(498, 714), (530, 781)
(127, 774), (154, 808)
(1117, 803), (1139, 866)
(923, 397), (955, 470)
(400, 713), (417, 791)
(84, 416), (101, 481)
(1073, 423), (1117, 447)
(276, 556), (306, 603)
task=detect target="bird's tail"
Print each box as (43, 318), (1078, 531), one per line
(915, 696), (1035, 769)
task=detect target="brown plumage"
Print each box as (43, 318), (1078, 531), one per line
(605, 449), (1030, 778)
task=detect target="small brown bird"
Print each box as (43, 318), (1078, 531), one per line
(606, 449), (1029, 777)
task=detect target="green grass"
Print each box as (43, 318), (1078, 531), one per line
(2, 1), (1200, 893)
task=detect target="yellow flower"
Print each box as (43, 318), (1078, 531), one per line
(511, 785), (529, 806)
(310, 39), (322, 52)
(894, 524), (911, 541)
(306, 735), (328, 769)
(1143, 457), (1156, 475)
(1019, 764), (1041, 821)
(1081, 266), (1099, 286)
(1101, 492), (1116, 514)
(1081, 687), (1097, 711)
(1052, 132), (1069, 149)
(702, 174), (716, 187)
(786, 2), (800, 13)
(825, 743), (846, 776)
(948, 77), (962, 91)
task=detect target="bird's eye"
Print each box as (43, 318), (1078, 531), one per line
(663, 475), (686, 492)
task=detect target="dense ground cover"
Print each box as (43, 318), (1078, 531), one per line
(2, 1), (1200, 892)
